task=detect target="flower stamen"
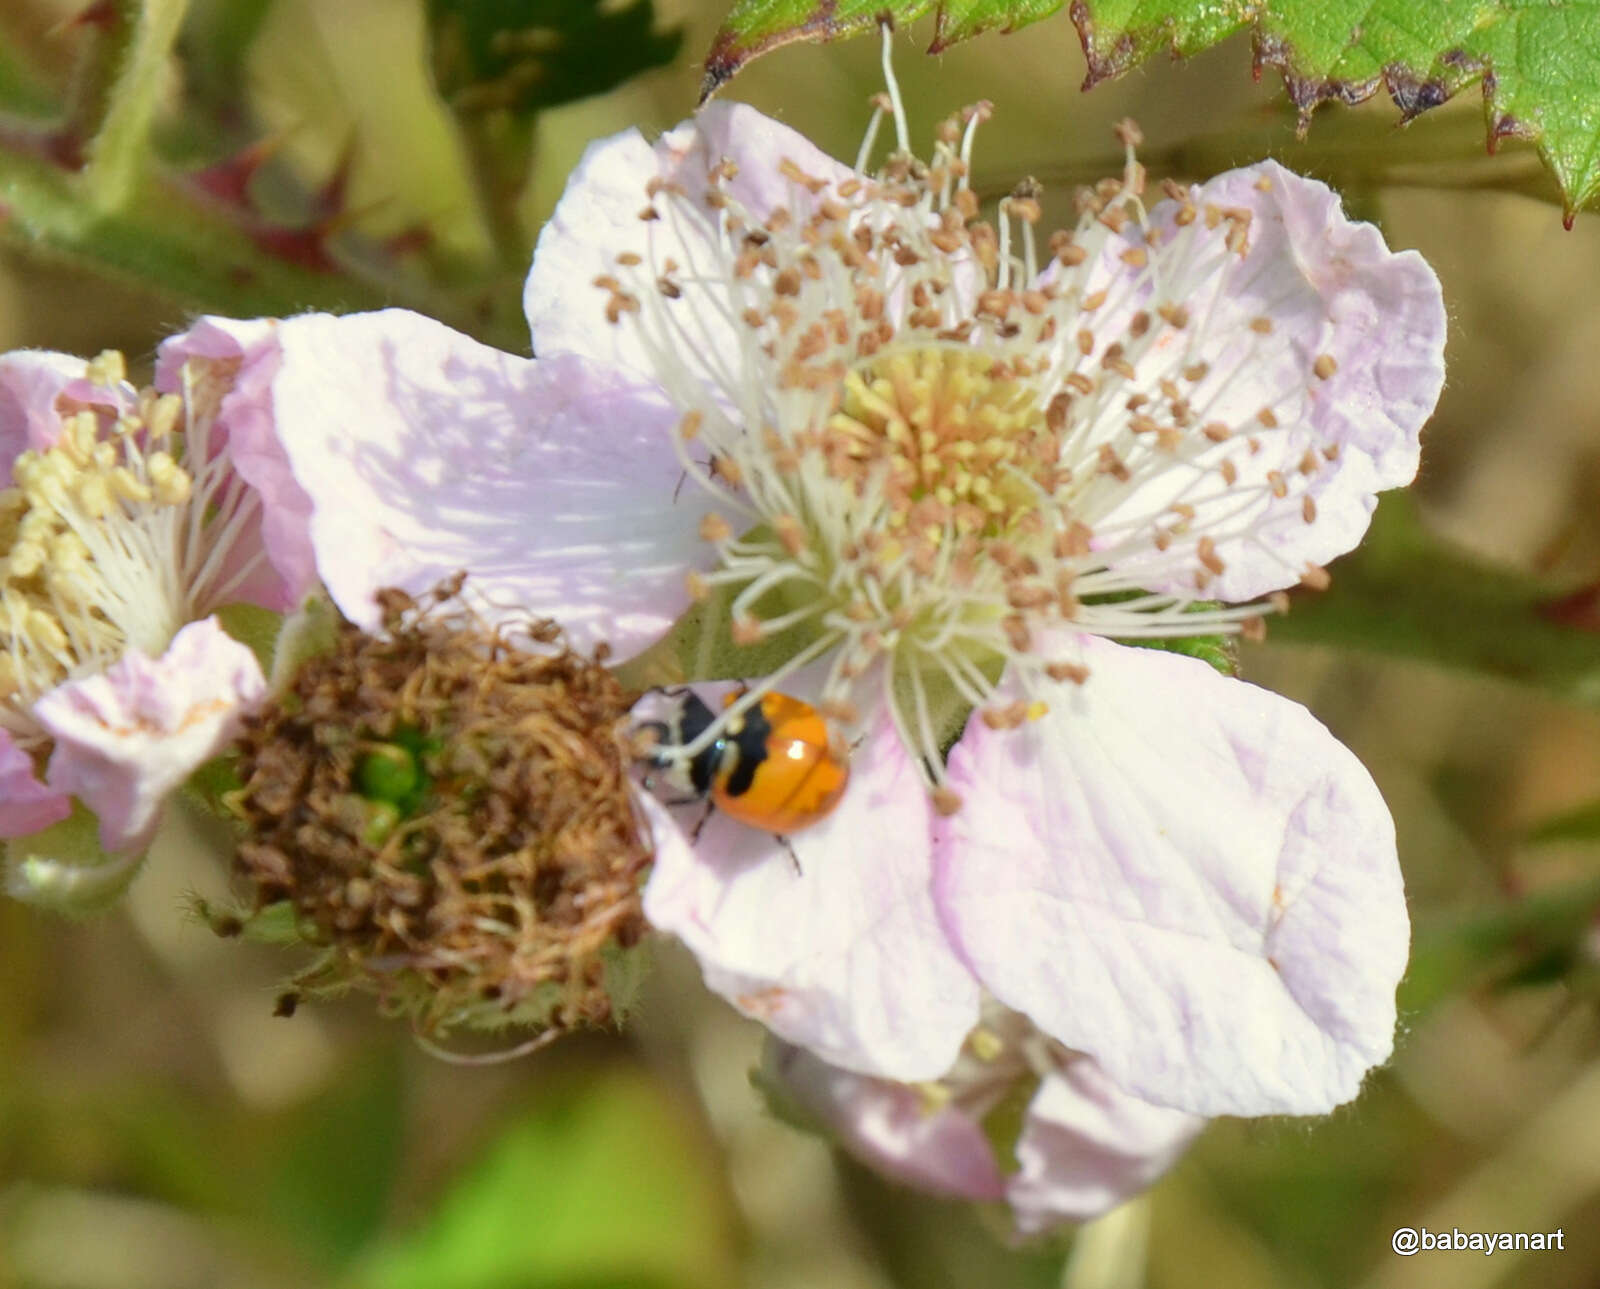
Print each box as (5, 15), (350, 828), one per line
(0, 353), (264, 746)
(598, 73), (1351, 795)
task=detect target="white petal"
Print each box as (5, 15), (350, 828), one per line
(934, 636), (1409, 1116)
(1082, 161), (1446, 601)
(525, 102), (853, 381)
(258, 309), (704, 658)
(1008, 1060), (1203, 1234)
(770, 1041), (1007, 1201)
(33, 618), (266, 852)
(644, 710), (979, 1080)
(156, 315), (318, 612)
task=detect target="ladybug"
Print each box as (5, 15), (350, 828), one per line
(638, 688), (850, 835)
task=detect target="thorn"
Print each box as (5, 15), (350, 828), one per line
(50, 1), (120, 35)
(249, 224), (340, 274)
(384, 223), (435, 258)
(1540, 581), (1600, 632)
(311, 136), (360, 223)
(187, 136), (287, 209)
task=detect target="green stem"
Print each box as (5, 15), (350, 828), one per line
(81, 0), (193, 212)
(455, 110), (536, 270)
(0, 147), (529, 351)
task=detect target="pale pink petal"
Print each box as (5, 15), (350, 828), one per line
(525, 102), (853, 380)
(1073, 160), (1445, 601)
(644, 708), (980, 1081)
(32, 618), (266, 852)
(671, 102), (854, 227)
(244, 309), (704, 658)
(0, 729), (71, 838)
(0, 351), (126, 462)
(769, 1042), (1007, 1201)
(631, 787), (699, 880)
(1008, 1061), (1203, 1234)
(934, 636), (1408, 1117)
(156, 316), (314, 611)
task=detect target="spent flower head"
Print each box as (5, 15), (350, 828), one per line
(225, 578), (655, 1044)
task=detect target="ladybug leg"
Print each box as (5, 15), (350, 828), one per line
(689, 798), (715, 844)
(778, 835), (802, 875)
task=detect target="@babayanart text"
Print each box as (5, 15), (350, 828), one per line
(1391, 1227), (1566, 1257)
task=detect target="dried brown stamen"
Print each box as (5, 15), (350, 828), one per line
(228, 578), (652, 1043)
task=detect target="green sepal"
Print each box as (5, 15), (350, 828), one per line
(978, 1068), (1041, 1174)
(267, 593), (341, 694)
(213, 600), (284, 682)
(1082, 592), (1238, 677)
(600, 937), (654, 1025)
(3, 801), (145, 916)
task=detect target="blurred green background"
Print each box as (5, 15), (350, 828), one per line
(1, 2), (1598, 1287)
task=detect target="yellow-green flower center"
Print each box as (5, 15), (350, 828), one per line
(830, 346), (1056, 543)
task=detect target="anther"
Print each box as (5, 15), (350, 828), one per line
(1046, 661), (1089, 684)
(1299, 563), (1331, 591)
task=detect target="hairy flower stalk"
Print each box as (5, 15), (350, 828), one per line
(226, 580), (654, 1044)
(606, 66), (1328, 803)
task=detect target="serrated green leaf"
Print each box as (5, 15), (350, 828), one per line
(1266, 495), (1600, 708)
(703, 0), (1600, 218)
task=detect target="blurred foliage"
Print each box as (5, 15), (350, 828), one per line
(0, 0), (680, 350)
(1270, 495), (1600, 710)
(355, 1061), (738, 1289)
(1529, 799), (1600, 846)
(427, 0), (681, 119)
